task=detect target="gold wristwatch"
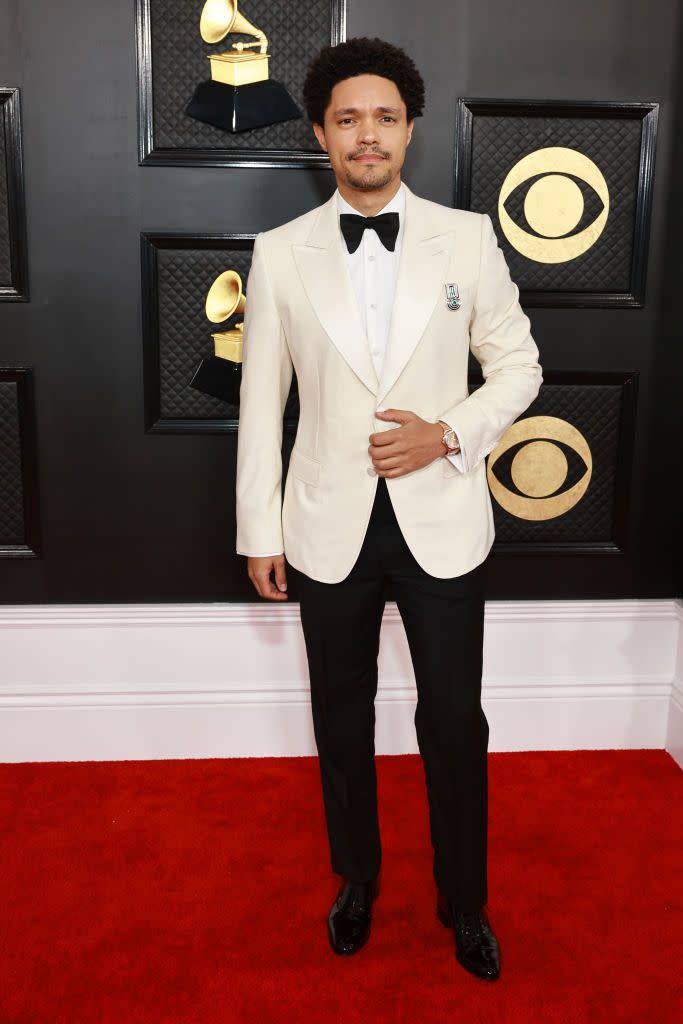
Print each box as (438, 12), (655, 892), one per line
(438, 420), (460, 454)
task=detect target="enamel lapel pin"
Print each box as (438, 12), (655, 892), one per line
(445, 282), (461, 310)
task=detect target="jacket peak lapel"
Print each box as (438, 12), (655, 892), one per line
(376, 187), (453, 405)
(291, 194), (379, 395)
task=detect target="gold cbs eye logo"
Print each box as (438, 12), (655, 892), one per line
(487, 416), (592, 521)
(498, 146), (609, 264)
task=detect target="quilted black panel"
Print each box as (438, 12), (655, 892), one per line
(0, 120), (11, 285)
(154, 242), (299, 421)
(0, 380), (25, 544)
(469, 115), (642, 292)
(149, 0), (331, 151)
(483, 382), (625, 545)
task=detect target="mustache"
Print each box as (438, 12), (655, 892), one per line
(348, 149), (389, 160)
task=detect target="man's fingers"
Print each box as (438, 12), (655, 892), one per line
(273, 559), (288, 593)
(247, 556), (289, 600)
(374, 456), (403, 471)
(369, 440), (404, 463)
(254, 570), (288, 600)
(370, 409), (416, 445)
(260, 575), (288, 600)
(376, 407), (412, 421)
(370, 431), (400, 447)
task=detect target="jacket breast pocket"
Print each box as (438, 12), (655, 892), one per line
(288, 448), (321, 487)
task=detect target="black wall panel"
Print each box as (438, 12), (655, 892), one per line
(0, 368), (40, 555)
(0, 0), (681, 602)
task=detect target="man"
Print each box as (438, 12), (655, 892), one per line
(235, 37), (542, 981)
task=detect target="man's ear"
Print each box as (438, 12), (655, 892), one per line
(406, 118), (414, 145)
(312, 122), (327, 152)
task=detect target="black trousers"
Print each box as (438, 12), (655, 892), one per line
(292, 474), (490, 912)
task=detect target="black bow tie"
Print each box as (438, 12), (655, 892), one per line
(339, 211), (400, 254)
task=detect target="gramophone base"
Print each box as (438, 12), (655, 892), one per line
(189, 355), (241, 405)
(186, 79), (302, 133)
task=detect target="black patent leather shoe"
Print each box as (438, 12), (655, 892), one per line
(436, 889), (501, 980)
(327, 876), (379, 955)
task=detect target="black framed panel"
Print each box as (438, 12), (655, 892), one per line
(0, 368), (41, 558)
(136, 0), (346, 168)
(454, 99), (658, 308)
(141, 232), (299, 433)
(474, 370), (638, 556)
(0, 88), (29, 302)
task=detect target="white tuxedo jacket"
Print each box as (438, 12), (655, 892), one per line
(235, 182), (542, 583)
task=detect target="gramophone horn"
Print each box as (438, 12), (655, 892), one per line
(205, 270), (246, 323)
(199, 0), (264, 46)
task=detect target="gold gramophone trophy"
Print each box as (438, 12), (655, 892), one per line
(186, 0), (302, 132)
(189, 269), (246, 404)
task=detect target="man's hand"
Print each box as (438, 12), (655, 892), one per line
(247, 555), (288, 600)
(370, 409), (456, 477)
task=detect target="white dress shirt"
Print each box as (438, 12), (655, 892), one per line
(336, 180), (465, 474)
(242, 182), (465, 557)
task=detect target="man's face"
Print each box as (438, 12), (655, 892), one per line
(312, 73), (413, 192)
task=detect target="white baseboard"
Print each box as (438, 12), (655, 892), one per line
(0, 599), (681, 765)
(666, 600), (683, 768)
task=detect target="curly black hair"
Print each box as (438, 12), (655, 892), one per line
(302, 36), (425, 127)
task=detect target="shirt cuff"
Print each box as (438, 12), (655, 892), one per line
(236, 550), (284, 557)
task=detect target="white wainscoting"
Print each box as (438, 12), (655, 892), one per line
(666, 600), (683, 768)
(0, 600), (681, 766)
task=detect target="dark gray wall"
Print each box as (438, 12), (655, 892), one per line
(0, 0), (681, 602)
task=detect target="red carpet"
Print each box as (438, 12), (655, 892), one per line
(0, 749), (681, 1023)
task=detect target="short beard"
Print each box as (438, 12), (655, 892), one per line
(343, 161), (394, 191)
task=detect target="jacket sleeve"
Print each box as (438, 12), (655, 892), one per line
(437, 213), (542, 473)
(235, 232), (294, 556)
